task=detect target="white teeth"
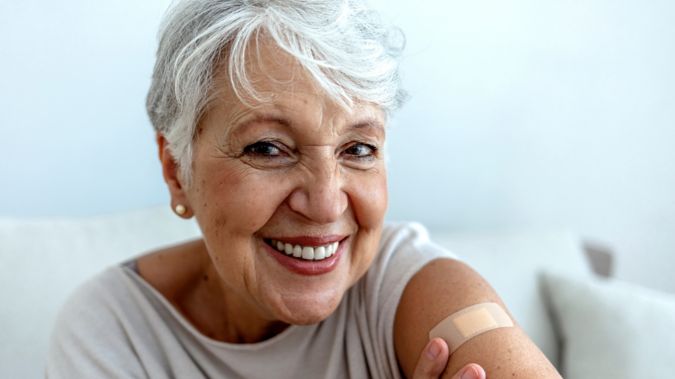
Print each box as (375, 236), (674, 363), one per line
(301, 246), (314, 260)
(269, 239), (340, 261)
(314, 246), (326, 260)
(293, 245), (302, 258)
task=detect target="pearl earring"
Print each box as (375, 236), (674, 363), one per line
(174, 204), (187, 216)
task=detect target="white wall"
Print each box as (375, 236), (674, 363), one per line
(1, 1), (674, 292)
(0, 0), (172, 216)
(376, 0), (675, 293)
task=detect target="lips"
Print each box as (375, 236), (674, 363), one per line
(262, 236), (347, 276)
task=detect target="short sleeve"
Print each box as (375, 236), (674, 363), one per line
(358, 222), (458, 378)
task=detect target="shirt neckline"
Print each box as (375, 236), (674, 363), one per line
(119, 262), (306, 352)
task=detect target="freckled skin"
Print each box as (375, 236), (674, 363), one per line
(395, 259), (562, 378)
(141, 39), (388, 344)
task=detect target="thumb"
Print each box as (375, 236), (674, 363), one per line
(449, 363), (486, 379)
(412, 338), (449, 379)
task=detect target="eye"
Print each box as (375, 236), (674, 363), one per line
(239, 140), (294, 169)
(243, 141), (284, 157)
(343, 143), (377, 159)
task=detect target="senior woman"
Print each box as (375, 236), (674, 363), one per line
(47, 1), (561, 378)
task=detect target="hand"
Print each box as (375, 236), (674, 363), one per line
(412, 337), (486, 379)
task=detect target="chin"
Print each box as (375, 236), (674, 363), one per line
(271, 288), (346, 325)
(282, 311), (333, 326)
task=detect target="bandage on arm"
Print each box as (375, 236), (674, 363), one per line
(428, 302), (514, 353)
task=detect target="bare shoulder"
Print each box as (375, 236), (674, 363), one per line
(136, 238), (208, 301)
(394, 258), (561, 378)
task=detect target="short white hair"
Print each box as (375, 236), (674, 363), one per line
(146, 0), (406, 184)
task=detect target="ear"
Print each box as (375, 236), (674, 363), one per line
(157, 133), (193, 218)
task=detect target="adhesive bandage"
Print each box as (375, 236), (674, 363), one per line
(428, 302), (514, 353)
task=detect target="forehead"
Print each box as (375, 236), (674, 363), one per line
(203, 36), (385, 133)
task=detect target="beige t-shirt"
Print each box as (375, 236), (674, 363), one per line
(47, 222), (455, 378)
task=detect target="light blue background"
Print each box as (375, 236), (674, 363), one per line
(1, 0), (674, 292)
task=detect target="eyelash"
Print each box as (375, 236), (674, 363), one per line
(240, 141), (379, 163)
(242, 141), (285, 158)
(344, 142), (378, 160)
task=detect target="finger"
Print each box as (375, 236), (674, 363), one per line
(449, 363), (487, 379)
(412, 338), (450, 379)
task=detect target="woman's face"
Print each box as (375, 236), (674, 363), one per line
(175, 44), (388, 325)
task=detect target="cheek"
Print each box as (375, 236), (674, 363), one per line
(190, 162), (289, 236)
(348, 168), (388, 228)
(343, 168), (387, 284)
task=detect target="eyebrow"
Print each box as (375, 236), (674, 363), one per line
(226, 114), (289, 138)
(232, 113), (385, 136)
(235, 114), (290, 129)
(349, 119), (385, 136)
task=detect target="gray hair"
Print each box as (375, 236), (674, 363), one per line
(146, 0), (406, 184)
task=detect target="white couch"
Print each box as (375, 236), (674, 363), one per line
(0, 207), (608, 378)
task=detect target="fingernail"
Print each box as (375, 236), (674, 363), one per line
(425, 340), (441, 359)
(460, 366), (479, 379)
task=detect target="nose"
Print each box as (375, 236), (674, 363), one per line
(287, 159), (348, 224)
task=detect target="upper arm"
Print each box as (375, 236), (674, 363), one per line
(394, 258), (561, 378)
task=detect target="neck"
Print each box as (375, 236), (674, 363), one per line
(177, 249), (289, 344)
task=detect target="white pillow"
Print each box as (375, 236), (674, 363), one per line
(541, 271), (675, 379)
(0, 207), (201, 379)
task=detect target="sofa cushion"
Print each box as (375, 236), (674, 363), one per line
(0, 207), (201, 379)
(541, 271), (675, 379)
(1, 207), (586, 377)
(431, 229), (591, 367)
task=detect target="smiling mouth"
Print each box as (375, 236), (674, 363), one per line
(264, 239), (340, 261)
